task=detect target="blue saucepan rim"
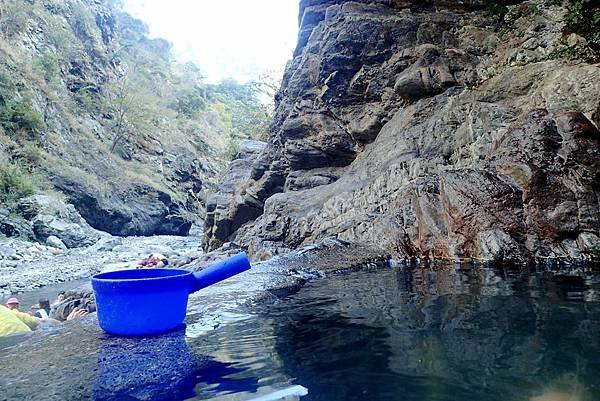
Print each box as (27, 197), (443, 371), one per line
(92, 268), (192, 283)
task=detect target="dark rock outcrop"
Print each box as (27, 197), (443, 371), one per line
(203, 140), (267, 250)
(205, 0), (600, 263)
(52, 175), (191, 236)
(0, 210), (34, 241)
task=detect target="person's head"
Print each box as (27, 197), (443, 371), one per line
(152, 253), (168, 267)
(57, 292), (65, 302)
(6, 297), (20, 310)
(38, 298), (50, 313)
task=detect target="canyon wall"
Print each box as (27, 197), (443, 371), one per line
(205, 0), (600, 262)
(0, 0), (237, 237)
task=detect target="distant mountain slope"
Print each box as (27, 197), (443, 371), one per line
(0, 0), (269, 236)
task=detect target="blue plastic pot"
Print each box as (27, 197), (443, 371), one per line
(91, 252), (251, 336)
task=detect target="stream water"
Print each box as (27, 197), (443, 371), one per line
(184, 264), (600, 401)
(2, 263), (600, 401)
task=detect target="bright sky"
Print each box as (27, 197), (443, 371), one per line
(122, 0), (299, 84)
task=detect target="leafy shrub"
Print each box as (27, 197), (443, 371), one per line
(44, 13), (85, 60)
(208, 79), (272, 140)
(0, 69), (17, 107)
(174, 86), (208, 117)
(490, 3), (542, 35)
(546, 40), (596, 60)
(192, 139), (208, 152)
(32, 50), (61, 83)
(75, 86), (104, 114)
(68, 1), (105, 58)
(564, 0), (600, 53)
(16, 141), (45, 166)
(487, 4), (511, 25)
(0, 0), (30, 38)
(0, 98), (46, 140)
(223, 136), (240, 161)
(0, 163), (36, 206)
(546, 0), (600, 62)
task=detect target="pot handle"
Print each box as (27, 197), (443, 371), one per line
(190, 252), (251, 293)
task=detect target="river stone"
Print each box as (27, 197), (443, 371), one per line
(88, 236), (123, 252)
(33, 214), (97, 248)
(51, 286), (96, 321)
(45, 235), (67, 250)
(0, 244), (16, 259)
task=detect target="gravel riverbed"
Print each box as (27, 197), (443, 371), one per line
(0, 235), (203, 298)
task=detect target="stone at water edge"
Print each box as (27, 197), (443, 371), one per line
(45, 235), (67, 250)
(0, 244), (16, 259)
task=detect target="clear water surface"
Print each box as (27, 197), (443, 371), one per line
(184, 264), (600, 401)
(2, 264), (599, 401)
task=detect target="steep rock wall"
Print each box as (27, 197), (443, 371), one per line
(204, 0), (600, 262)
(0, 0), (226, 236)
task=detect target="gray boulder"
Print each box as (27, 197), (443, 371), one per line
(20, 195), (101, 248)
(33, 215), (96, 248)
(0, 214), (34, 240)
(0, 244), (16, 259)
(52, 174), (193, 237)
(45, 235), (67, 250)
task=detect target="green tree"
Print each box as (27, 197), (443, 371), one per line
(207, 76), (277, 159)
(105, 65), (155, 156)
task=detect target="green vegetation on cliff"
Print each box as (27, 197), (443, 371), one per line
(490, 0), (600, 62)
(0, 0), (272, 234)
(0, 164), (35, 207)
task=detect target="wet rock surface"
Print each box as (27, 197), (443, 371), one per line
(1, 245), (599, 401)
(0, 240), (387, 401)
(204, 0), (600, 263)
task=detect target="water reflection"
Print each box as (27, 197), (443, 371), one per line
(259, 265), (600, 401)
(2, 264), (598, 401)
(93, 326), (259, 401)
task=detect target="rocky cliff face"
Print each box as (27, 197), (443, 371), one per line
(205, 0), (600, 263)
(0, 0), (230, 237)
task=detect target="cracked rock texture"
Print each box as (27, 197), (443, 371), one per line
(204, 0), (600, 262)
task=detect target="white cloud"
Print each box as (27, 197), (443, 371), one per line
(122, 0), (299, 83)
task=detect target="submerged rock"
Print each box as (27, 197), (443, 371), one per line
(51, 285), (96, 321)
